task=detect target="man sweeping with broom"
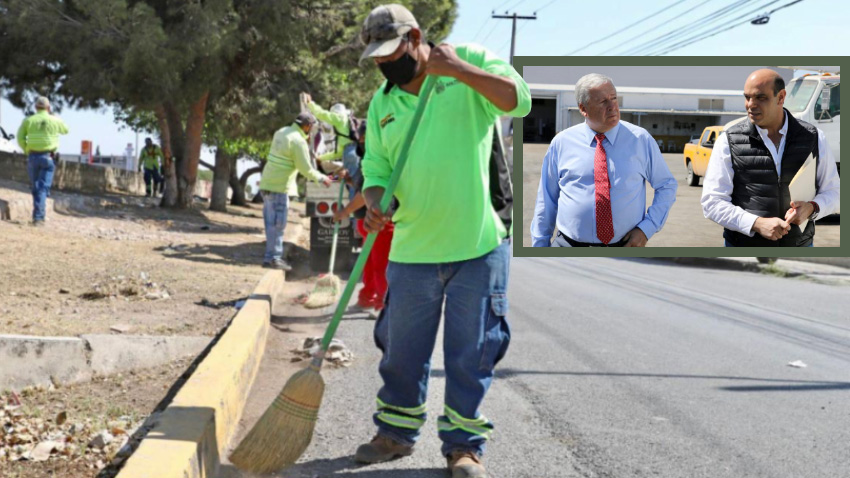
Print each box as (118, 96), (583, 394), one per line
(353, 5), (530, 477)
(229, 5), (528, 475)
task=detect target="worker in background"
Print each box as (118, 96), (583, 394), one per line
(333, 122), (391, 319)
(138, 137), (164, 197)
(304, 93), (362, 174)
(16, 96), (69, 226)
(258, 111), (332, 271)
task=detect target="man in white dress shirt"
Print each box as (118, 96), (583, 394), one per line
(701, 69), (840, 247)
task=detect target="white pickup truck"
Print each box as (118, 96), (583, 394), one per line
(784, 73), (840, 175)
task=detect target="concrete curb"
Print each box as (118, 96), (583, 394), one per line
(653, 257), (850, 285)
(653, 257), (764, 274)
(115, 270), (284, 478)
(0, 334), (211, 391)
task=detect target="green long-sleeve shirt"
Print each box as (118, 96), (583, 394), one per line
(307, 101), (353, 163)
(17, 111), (69, 154)
(361, 43), (531, 263)
(139, 145), (164, 170)
(259, 123), (327, 196)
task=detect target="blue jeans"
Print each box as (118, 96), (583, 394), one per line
(143, 167), (163, 196)
(263, 192), (289, 262)
(27, 153), (55, 222)
(373, 239), (511, 457)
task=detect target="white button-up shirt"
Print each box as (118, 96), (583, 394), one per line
(701, 113), (841, 236)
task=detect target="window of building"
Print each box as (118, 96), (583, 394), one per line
(698, 98), (725, 111)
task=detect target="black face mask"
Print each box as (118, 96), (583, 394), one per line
(378, 49), (419, 86)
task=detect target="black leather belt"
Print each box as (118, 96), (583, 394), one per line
(557, 230), (627, 247)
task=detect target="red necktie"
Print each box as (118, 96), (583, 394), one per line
(594, 133), (614, 244)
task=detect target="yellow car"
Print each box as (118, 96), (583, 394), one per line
(682, 125), (724, 187)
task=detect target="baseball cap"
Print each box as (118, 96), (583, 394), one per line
(294, 111), (317, 126)
(360, 4), (419, 62)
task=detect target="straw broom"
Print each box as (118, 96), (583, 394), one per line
(303, 180), (346, 308)
(228, 76), (437, 473)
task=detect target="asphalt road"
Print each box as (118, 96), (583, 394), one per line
(222, 258), (850, 478)
(520, 143), (841, 247)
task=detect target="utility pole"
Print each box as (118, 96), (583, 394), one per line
(491, 11), (537, 65)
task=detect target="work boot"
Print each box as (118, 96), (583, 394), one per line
(354, 434), (414, 463)
(262, 259), (292, 271)
(32, 220), (45, 228)
(447, 450), (487, 478)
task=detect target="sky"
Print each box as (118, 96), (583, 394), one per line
(1, 0), (844, 162)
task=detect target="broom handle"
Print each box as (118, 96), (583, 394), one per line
(320, 76), (437, 352)
(327, 180), (345, 274)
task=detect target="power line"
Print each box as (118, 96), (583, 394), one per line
(498, 19), (531, 57)
(493, 0), (515, 11)
(649, 0), (793, 55)
(768, 0), (805, 14)
(564, 0), (694, 55)
(643, 0), (781, 55)
(534, 0), (559, 13)
(597, 0), (720, 55)
(492, 10), (537, 65)
(617, 0), (752, 56)
(479, 20), (503, 45)
(500, 0), (528, 14)
(619, 0), (750, 55)
(651, 0), (805, 55)
(472, 17), (492, 42)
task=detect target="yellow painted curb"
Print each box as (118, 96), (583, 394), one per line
(116, 270), (284, 478)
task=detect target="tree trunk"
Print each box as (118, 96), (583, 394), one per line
(240, 164), (265, 203)
(239, 164), (264, 188)
(161, 102), (185, 208)
(210, 148), (232, 212)
(229, 164), (247, 206)
(177, 91), (210, 209)
(155, 105), (178, 207)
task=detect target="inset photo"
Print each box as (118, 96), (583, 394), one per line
(517, 65), (841, 251)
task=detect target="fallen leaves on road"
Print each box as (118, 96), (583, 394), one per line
(292, 337), (354, 367)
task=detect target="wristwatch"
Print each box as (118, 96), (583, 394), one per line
(809, 201), (820, 220)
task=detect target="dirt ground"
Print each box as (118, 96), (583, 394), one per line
(0, 181), (311, 337)
(1, 356), (196, 478)
(0, 180), (319, 477)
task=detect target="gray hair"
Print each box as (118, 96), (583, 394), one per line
(575, 74), (615, 107)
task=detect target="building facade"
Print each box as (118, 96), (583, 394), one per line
(523, 66), (794, 152)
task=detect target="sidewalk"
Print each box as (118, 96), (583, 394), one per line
(658, 257), (850, 285)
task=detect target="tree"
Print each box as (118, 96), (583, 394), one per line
(0, 0), (457, 209)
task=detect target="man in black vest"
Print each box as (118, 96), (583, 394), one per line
(701, 69), (840, 247)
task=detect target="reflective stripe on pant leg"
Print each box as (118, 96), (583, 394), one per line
(439, 239), (510, 456)
(437, 405), (493, 440)
(372, 261), (443, 446)
(375, 398), (426, 430)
